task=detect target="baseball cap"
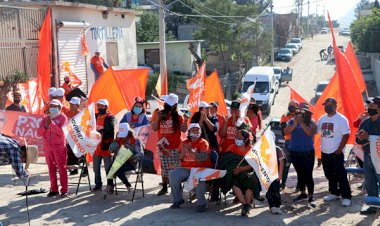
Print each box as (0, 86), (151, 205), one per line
(95, 49), (100, 53)
(50, 99), (62, 107)
(199, 101), (210, 108)
(322, 97), (337, 105)
(48, 87), (57, 96)
(366, 96), (380, 106)
(162, 93), (179, 107)
(117, 123), (131, 138)
(53, 88), (65, 97)
(210, 102), (218, 108)
(97, 99), (109, 107)
(230, 100), (241, 109)
(69, 97), (81, 105)
(298, 102), (312, 113)
(188, 123), (201, 131)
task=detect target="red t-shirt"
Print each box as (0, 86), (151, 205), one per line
(153, 112), (184, 150)
(180, 138), (212, 168)
(94, 115), (111, 157)
(91, 56), (106, 74)
(64, 109), (79, 120)
(226, 144), (252, 157)
(220, 116), (250, 153)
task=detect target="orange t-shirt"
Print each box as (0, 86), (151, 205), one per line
(180, 138), (212, 168)
(91, 56), (106, 74)
(226, 144), (252, 157)
(62, 83), (72, 96)
(153, 111), (184, 150)
(64, 109), (79, 120)
(220, 116), (250, 153)
(94, 115), (111, 157)
(280, 114), (295, 141)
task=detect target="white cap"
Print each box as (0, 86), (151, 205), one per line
(48, 87), (57, 96)
(199, 101), (210, 108)
(50, 99), (62, 107)
(69, 97), (81, 105)
(162, 93), (179, 107)
(53, 88), (65, 97)
(96, 99), (109, 107)
(188, 123), (201, 131)
(117, 123), (131, 138)
(95, 49), (100, 53)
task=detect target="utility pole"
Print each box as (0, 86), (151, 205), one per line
(271, 4), (274, 66)
(307, 0), (310, 37)
(159, 0), (167, 85)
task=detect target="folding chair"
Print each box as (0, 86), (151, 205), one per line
(364, 196), (380, 219)
(68, 156), (91, 195)
(344, 148), (364, 189)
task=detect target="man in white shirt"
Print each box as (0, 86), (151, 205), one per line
(317, 98), (352, 207)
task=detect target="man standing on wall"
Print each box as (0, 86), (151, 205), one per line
(90, 50), (109, 81)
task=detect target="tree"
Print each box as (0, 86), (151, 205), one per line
(66, 0), (123, 7)
(355, 0), (374, 15)
(350, 8), (380, 52)
(136, 11), (176, 42)
(0, 71), (30, 109)
(375, 0), (380, 9)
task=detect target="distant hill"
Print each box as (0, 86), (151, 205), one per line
(338, 6), (356, 28)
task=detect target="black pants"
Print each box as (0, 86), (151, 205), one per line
(66, 88), (86, 101)
(266, 179), (281, 208)
(322, 152), (352, 199)
(291, 150), (315, 195)
(115, 161), (136, 187)
(67, 144), (79, 166)
(281, 142), (291, 187)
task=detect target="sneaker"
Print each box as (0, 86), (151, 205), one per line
(308, 197), (317, 208)
(360, 206), (378, 215)
(323, 194), (340, 202)
(60, 193), (68, 198)
(270, 207), (282, 214)
(170, 199), (185, 209)
(255, 196), (265, 202)
(126, 186), (134, 194)
(241, 204), (251, 216)
(91, 186), (102, 192)
(293, 193), (308, 203)
(157, 188), (168, 196)
(47, 191), (59, 197)
(196, 205), (207, 213)
(341, 198), (351, 207)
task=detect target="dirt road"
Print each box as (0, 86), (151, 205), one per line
(1, 34), (379, 226)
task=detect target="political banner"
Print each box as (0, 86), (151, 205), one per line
(245, 128), (278, 193)
(63, 103), (102, 157)
(184, 167), (226, 191)
(369, 135), (380, 174)
(186, 62), (206, 113)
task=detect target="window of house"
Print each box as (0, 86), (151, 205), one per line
(144, 48), (160, 66)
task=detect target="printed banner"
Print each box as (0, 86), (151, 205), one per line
(186, 63), (206, 112)
(369, 135), (380, 174)
(0, 110), (44, 155)
(184, 167), (226, 191)
(63, 103), (102, 157)
(245, 128), (278, 192)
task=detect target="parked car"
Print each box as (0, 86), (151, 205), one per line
(339, 28), (350, 36)
(276, 48), (293, 62)
(290, 38), (303, 49)
(285, 43), (300, 54)
(314, 80), (329, 103)
(272, 66), (282, 81)
(320, 28), (328, 34)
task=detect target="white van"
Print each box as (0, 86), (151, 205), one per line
(242, 66), (278, 115)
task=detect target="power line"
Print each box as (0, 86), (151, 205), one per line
(192, 0), (241, 23)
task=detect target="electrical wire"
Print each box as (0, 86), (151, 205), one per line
(192, 0), (241, 23)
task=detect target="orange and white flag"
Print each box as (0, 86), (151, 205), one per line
(245, 128), (278, 192)
(155, 71), (168, 97)
(184, 167), (226, 191)
(81, 31), (89, 57)
(237, 83), (255, 127)
(63, 102), (102, 157)
(186, 62), (206, 113)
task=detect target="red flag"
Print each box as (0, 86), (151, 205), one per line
(155, 70), (168, 97)
(205, 71), (228, 116)
(288, 85), (316, 114)
(81, 31), (89, 57)
(34, 8), (51, 112)
(327, 12), (337, 47)
(345, 42), (367, 94)
(186, 62), (206, 113)
(68, 70), (82, 87)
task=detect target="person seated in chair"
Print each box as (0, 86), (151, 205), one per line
(108, 123), (144, 193)
(169, 123), (212, 212)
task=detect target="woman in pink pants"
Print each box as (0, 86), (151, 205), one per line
(37, 99), (68, 197)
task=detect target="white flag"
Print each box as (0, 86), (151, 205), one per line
(184, 167), (226, 191)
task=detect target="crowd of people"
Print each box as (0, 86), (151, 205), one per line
(1, 62), (380, 217)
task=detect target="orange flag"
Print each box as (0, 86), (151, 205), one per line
(186, 62), (206, 113)
(81, 31), (89, 57)
(88, 67), (149, 115)
(288, 85), (316, 114)
(205, 71), (228, 116)
(155, 70), (168, 97)
(34, 8), (51, 111)
(345, 42), (367, 95)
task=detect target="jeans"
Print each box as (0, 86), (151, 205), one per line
(322, 152), (352, 199)
(363, 152), (380, 197)
(93, 155), (112, 187)
(281, 142), (291, 187)
(291, 150), (315, 195)
(266, 179), (281, 208)
(169, 167), (207, 206)
(115, 161), (136, 187)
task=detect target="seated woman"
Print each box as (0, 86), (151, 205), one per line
(218, 129), (258, 217)
(169, 123), (212, 212)
(120, 97), (149, 128)
(108, 123), (144, 193)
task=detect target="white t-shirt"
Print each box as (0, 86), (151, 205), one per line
(317, 112), (350, 154)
